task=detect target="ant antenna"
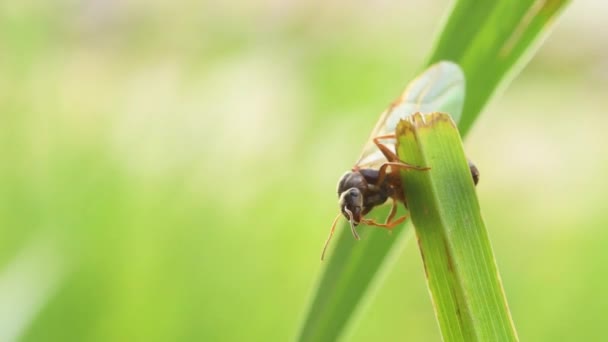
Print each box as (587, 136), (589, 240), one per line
(321, 213), (342, 261)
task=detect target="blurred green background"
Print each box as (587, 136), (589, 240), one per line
(1, 1), (607, 341)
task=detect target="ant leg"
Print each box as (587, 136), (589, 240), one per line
(372, 134), (430, 186)
(385, 198), (398, 225)
(361, 197), (411, 232)
(372, 134), (399, 162)
(361, 215), (407, 231)
(376, 162), (430, 189)
(362, 199), (407, 231)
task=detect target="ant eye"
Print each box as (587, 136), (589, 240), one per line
(350, 190), (360, 197)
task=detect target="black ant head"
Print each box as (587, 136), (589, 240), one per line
(322, 171), (368, 260)
(337, 171), (366, 226)
(339, 187), (363, 225)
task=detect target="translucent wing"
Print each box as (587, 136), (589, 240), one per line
(355, 61), (465, 169)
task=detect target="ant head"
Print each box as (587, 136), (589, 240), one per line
(337, 171), (367, 226)
(322, 171), (367, 260)
(338, 187), (363, 225)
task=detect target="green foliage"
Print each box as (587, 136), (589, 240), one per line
(299, 60), (467, 341)
(299, 0), (569, 340)
(429, 0), (570, 135)
(3, 1), (595, 341)
(396, 113), (517, 341)
(298, 208), (410, 342)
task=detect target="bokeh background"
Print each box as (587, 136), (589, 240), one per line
(1, 1), (607, 341)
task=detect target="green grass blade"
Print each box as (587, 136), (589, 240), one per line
(428, 0), (570, 135)
(396, 113), (517, 341)
(297, 206), (412, 342)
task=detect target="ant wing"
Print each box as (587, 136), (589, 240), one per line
(355, 61), (465, 169)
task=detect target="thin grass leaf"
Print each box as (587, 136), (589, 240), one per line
(396, 112), (517, 341)
(298, 205), (411, 342)
(429, 0), (570, 135)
